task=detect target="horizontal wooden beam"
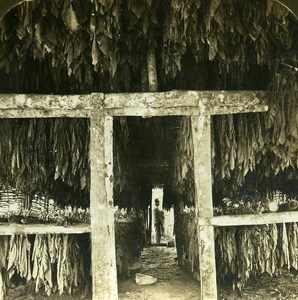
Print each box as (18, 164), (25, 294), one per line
(210, 211), (298, 227)
(0, 94), (94, 118)
(104, 90), (268, 116)
(202, 90), (268, 115)
(0, 222), (90, 235)
(0, 90), (268, 118)
(0, 109), (92, 118)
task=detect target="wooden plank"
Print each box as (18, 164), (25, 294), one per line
(0, 94), (94, 118)
(0, 91), (267, 118)
(0, 109), (91, 118)
(211, 211), (298, 227)
(0, 223), (90, 235)
(204, 90), (268, 115)
(90, 116), (118, 300)
(104, 107), (207, 117)
(104, 90), (268, 116)
(191, 115), (217, 300)
(102, 105), (268, 117)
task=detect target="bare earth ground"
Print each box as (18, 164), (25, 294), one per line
(118, 246), (200, 300)
(6, 246), (298, 299)
(120, 247), (298, 300)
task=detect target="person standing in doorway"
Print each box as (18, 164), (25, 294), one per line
(154, 198), (164, 244)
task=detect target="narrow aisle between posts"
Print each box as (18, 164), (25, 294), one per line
(118, 246), (201, 300)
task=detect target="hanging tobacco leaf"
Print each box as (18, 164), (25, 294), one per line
(62, 3), (79, 32)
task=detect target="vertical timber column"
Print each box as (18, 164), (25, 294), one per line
(0, 271), (4, 300)
(191, 115), (217, 300)
(90, 116), (118, 300)
(147, 47), (158, 92)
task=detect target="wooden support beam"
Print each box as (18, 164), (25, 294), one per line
(0, 223), (90, 235)
(147, 48), (158, 92)
(0, 271), (4, 300)
(0, 90), (267, 118)
(90, 116), (118, 300)
(104, 90), (268, 116)
(211, 211), (298, 227)
(191, 115), (217, 300)
(0, 94), (94, 118)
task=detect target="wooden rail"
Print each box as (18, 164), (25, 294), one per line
(0, 222), (90, 235)
(211, 211), (298, 227)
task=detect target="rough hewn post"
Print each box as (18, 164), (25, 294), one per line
(0, 271), (4, 300)
(147, 47), (158, 92)
(90, 116), (118, 300)
(191, 115), (217, 300)
(174, 194), (185, 265)
(141, 57), (149, 92)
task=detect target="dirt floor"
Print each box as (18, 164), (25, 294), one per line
(6, 246), (298, 299)
(118, 246), (200, 300)
(119, 246), (298, 300)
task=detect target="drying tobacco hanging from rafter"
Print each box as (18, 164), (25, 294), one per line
(0, 119), (90, 206)
(0, 0), (297, 91)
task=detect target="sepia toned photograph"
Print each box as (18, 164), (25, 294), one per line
(0, 0), (297, 299)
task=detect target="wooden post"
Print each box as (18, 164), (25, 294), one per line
(147, 47), (158, 92)
(141, 57), (149, 92)
(174, 194), (184, 265)
(191, 115), (217, 300)
(0, 270), (4, 300)
(90, 116), (118, 300)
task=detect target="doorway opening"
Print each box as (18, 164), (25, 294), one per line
(113, 116), (182, 281)
(114, 116), (201, 299)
